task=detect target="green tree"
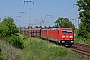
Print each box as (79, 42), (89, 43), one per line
(54, 17), (75, 30)
(48, 25), (51, 28)
(0, 17), (19, 37)
(28, 26), (32, 29)
(44, 26), (47, 28)
(0, 17), (24, 49)
(35, 26), (39, 28)
(39, 26), (42, 28)
(77, 0), (90, 38)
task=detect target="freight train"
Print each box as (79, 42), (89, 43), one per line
(20, 28), (74, 46)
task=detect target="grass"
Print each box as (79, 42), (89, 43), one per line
(0, 33), (83, 60)
(0, 39), (24, 60)
(75, 36), (90, 45)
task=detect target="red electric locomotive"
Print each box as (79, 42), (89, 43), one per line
(41, 28), (74, 45)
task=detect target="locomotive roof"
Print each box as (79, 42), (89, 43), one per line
(41, 28), (72, 30)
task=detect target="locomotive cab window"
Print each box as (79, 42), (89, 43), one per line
(62, 30), (72, 34)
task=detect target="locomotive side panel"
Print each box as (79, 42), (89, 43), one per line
(47, 30), (59, 41)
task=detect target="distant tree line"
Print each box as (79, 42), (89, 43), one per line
(33, 17), (75, 30)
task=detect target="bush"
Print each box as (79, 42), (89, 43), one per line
(9, 35), (24, 49)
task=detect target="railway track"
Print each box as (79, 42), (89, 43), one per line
(69, 43), (90, 60)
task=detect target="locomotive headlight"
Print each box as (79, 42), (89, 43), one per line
(62, 36), (65, 38)
(70, 36), (73, 38)
(62, 41), (65, 43)
(71, 41), (74, 43)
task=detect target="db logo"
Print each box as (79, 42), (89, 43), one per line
(66, 36), (68, 38)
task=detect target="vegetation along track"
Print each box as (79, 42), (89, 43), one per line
(68, 43), (90, 60)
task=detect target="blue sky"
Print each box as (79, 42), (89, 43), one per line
(0, 0), (78, 28)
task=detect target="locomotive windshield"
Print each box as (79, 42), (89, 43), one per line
(62, 30), (72, 34)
